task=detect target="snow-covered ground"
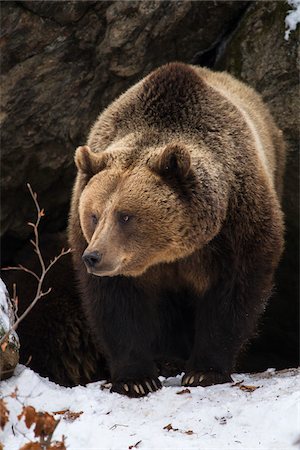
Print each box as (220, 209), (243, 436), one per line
(285, 0), (300, 39)
(1, 366), (299, 450)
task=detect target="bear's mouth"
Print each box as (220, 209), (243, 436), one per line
(87, 264), (122, 277)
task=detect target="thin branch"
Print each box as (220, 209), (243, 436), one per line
(2, 265), (40, 281)
(27, 183), (45, 273)
(0, 250), (70, 346)
(12, 283), (18, 320)
(0, 184), (71, 347)
(44, 248), (71, 276)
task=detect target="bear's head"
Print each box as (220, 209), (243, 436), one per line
(75, 143), (226, 277)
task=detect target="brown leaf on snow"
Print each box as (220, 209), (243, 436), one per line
(10, 387), (18, 398)
(128, 440), (142, 449)
(20, 438), (66, 450)
(53, 410), (68, 415)
(34, 412), (58, 437)
(163, 423), (195, 435)
(48, 439), (67, 450)
(63, 410), (83, 421)
(176, 388), (191, 395)
(18, 406), (58, 437)
(18, 406), (37, 429)
(53, 409), (83, 421)
(19, 443), (42, 450)
(163, 423), (179, 432)
(239, 385), (259, 392)
(0, 399), (9, 430)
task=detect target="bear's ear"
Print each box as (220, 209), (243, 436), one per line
(75, 145), (107, 176)
(152, 143), (191, 179)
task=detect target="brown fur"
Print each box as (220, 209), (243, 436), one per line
(68, 62), (285, 396)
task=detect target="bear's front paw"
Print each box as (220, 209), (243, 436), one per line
(182, 371), (232, 387)
(111, 377), (162, 397)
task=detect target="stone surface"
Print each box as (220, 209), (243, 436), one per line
(0, 279), (20, 380)
(217, 1), (299, 370)
(0, 0), (247, 242)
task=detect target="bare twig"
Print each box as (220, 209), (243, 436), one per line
(0, 184), (71, 346)
(12, 283), (18, 320)
(2, 265), (40, 281)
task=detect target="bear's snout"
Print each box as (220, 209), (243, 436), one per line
(82, 248), (123, 276)
(82, 250), (102, 269)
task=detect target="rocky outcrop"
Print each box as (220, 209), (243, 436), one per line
(217, 1), (299, 370)
(0, 279), (19, 380)
(0, 0), (247, 242)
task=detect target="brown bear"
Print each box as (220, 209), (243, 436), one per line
(68, 62), (285, 397)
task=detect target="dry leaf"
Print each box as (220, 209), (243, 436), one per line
(10, 388), (18, 398)
(163, 422), (194, 435)
(239, 385), (259, 392)
(128, 440), (142, 449)
(19, 443), (42, 450)
(34, 412), (57, 437)
(163, 423), (178, 432)
(53, 409), (82, 421)
(48, 440), (67, 450)
(176, 388), (191, 395)
(0, 399), (9, 430)
(1, 342), (8, 352)
(18, 406), (58, 437)
(63, 410), (83, 421)
(18, 406), (37, 429)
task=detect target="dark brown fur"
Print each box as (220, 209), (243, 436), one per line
(69, 63), (285, 396)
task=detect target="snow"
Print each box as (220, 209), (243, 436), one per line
(0, 278), (19, 348)
(1, 366), (299, 449)
(285, 0), (300, 40)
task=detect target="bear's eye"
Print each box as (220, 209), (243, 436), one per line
(118, 213), (131, 224)
(91, 214), (98, 225)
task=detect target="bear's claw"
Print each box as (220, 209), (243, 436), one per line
(111, 377), (162, 397)
(182, 371), (232, 387)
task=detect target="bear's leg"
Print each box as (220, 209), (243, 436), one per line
(93, 278), (161, 397)
(182, 258), (275, 387)
(154, 291), (193, 377)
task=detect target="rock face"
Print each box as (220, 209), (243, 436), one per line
(217, 1), (299, 370)
(1, 0), (299, 380)
(0, 0), (247, 242)
(0, 279), (20, 380)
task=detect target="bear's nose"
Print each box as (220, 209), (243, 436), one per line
(82, 250), (102, 268)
